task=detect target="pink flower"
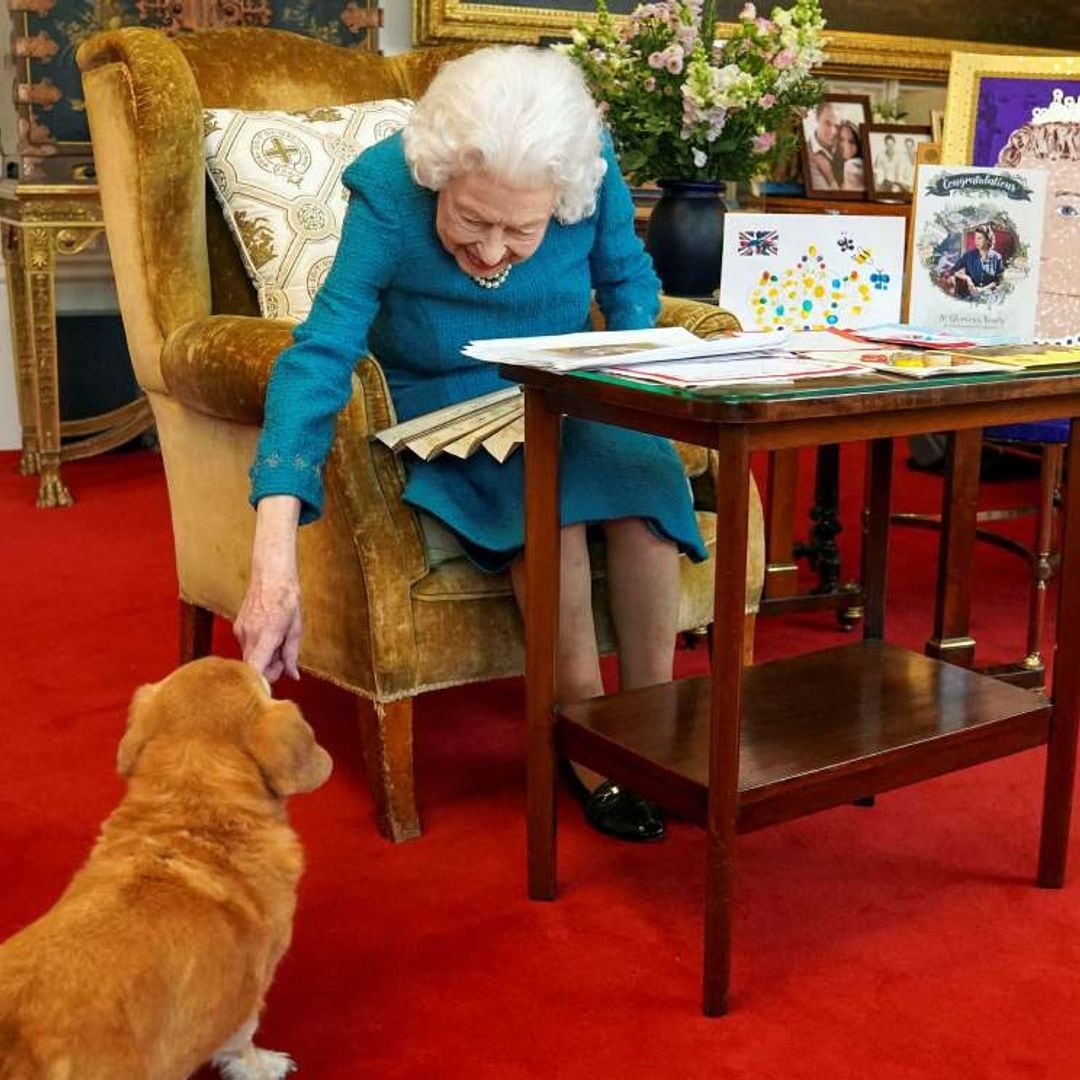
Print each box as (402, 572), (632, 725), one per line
(760, 93), (777, 108)
(644, 76), (657, 91)
(752, 132), (776, 152)
(648, 51), (665, 69)
(739, 2), (756, 20)
(773, 48), (797, 69)
(755, 17), (774, 33)
(665, 50), (684, 74)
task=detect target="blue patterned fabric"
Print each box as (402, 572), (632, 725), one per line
(985, 420), (1070, 444)
(251, 131), (708, 572)
(17, 2), (379, 148)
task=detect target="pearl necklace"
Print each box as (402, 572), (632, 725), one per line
(470, 263), (512, 290)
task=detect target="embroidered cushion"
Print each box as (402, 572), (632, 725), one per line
(203, 99), (414, 322)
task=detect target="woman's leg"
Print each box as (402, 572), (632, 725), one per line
(602, 517), (681, 690)
(511, 522), (603, 705)
(512, 520), (668, 839)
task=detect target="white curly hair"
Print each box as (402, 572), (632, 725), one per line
(403, 45), (607, 225)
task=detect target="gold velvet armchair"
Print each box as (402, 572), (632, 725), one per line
(77, 27), (765, 842)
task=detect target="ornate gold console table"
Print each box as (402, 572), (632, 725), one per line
(1, 182), (153, 507)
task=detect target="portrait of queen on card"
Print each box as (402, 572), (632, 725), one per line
(909, 166), (1047, 340)
(994, 89), (1080, 339)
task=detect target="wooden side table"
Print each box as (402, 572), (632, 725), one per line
(634, 193), (914, 624)
(1, 181), (153, 507)
(508, 360), (1080, 1016)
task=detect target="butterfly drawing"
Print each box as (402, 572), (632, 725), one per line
(871, 270), (891, 291)
(837, 234), (855, 253)
(738, 229), (780, 257)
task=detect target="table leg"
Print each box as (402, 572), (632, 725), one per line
(861, 438), (893, 641)
(764, 449), (799, 600)
(704, 428), (751, 1017)
(23, 226), (72, 508)
(524, 389), (562, 902)
(925, 428), (980, 666)
(1038, 420), (1080, 888)
(1023, 443), (1064, 671)
(806, 443), (842, 595)
(3, 224), (39, 476)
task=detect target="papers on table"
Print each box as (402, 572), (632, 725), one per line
(463, 327), (793, 372)
(602, 353), (867, 389)
(845, 324), (1021, 349)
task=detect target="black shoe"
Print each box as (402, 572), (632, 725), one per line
(560, 761), (666, 842)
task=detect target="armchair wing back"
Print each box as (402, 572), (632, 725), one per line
(77, 27), (765, 842)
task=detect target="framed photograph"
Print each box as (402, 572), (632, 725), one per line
(799, 96), (873, 200)
(415, 1), (1079, 81)
(942, 53), (1080, 337)
(864, 124), (934, 202)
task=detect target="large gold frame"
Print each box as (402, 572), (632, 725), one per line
(414, 0), (1062, 81)
(941, 52), (1080, 165)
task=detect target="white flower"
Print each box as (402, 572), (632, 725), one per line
(692, 148), (708, 167)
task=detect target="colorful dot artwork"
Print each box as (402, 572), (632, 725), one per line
(748, 245), (880, 331)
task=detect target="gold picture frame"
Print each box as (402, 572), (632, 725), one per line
(941, 52), (1080, 165)
(414, 1), (1068, 81)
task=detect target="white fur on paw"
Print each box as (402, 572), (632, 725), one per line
(217, 1047), (297, 1080)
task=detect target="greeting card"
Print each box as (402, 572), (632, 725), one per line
(718, 214), (906, 333)
(907, 166), (1047, 340)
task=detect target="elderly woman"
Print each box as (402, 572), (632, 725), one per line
(235, 45), (709, 842)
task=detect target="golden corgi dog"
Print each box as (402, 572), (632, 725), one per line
(0, 657), (332, 1080)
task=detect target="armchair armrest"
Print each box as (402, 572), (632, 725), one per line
(656, 295), (741, 338)
(161, 314), (428, 601)
(654, 296), (742, 482)
(163, 315), (293, 424)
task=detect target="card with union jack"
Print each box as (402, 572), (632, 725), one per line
(737, 229), (780, 256)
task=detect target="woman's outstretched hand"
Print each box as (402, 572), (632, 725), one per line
(234, 495), (303, 682)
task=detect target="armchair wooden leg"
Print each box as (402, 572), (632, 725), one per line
(358, 697), (421, 843)
(180, 600), (214, 664)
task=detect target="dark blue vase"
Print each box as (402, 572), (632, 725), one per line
(644, 180), (726, 299)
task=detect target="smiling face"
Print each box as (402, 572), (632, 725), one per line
(436, 170), (556, 280)
(838, 123), (859, 160)
(813, 104), (838, 151)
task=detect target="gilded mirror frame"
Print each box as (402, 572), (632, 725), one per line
(414, 0), (1063, 82)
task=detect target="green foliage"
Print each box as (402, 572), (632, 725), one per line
(563, 0), (827, 184)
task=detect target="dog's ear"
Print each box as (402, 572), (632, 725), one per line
(117, 682), (159, 777)
(245, 699), (332, 797)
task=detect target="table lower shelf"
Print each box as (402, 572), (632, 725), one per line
(558, 642), (1051, 832)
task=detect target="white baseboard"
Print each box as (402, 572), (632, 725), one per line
(0, 250), (120, 452)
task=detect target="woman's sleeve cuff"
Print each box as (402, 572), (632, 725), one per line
(249, 453), (324, 525)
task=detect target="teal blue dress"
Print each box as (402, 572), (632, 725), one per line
(250, 131), (708, 572)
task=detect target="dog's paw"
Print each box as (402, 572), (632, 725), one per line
(216, 1047), (297, 1080)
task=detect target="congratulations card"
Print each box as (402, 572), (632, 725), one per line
(907, 166), (1047, 340)
(718, 214), (906, 332)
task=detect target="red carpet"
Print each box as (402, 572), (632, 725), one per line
(2, 445), (1078, 1079)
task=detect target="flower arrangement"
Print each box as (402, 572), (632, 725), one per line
(564, 0), (827, 185)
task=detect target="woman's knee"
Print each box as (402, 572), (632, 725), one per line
(604, 516), (674, 552)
